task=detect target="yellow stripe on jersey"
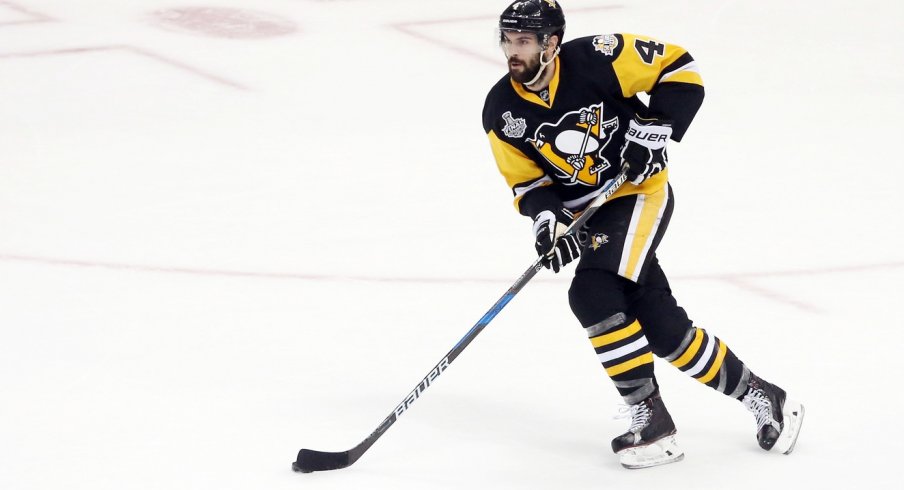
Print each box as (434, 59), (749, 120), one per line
(609, 169), (668, 200)
(487, 130), (548, 210)
(660, 69), (703, 86)
(620, 183), (669, 281)
(590, 320), (642, 348)
(605, 352), (654, 377)
(670, 328), (704, 369)
(565, 172), (667, 220)
(510, 57), (561, 108)
(612, 33), (701, 98)
(698, 340), (728, 384)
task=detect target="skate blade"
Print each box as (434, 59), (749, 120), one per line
(775, 399), (805, 455)
(618, 435), (685, 469)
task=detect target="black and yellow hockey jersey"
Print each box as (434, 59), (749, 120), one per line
(482, 33), (704, 217)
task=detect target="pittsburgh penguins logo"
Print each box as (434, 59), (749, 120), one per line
(591, 233), (609, 250)
(527, 103), (619, 186)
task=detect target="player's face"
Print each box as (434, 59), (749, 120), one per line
(500, 31), (543, 84)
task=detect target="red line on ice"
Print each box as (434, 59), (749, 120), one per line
(717, 276), (825, 314)
(0, 253), (530, 285)
(1, 252), (900, 285)
(0, 1), (54, 26)
(4, 253), (898, 313)
(389, 5), (624, 66)
(0, 44), (248, 90)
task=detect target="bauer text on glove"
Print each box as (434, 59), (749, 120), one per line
(621, 117), (673, 185)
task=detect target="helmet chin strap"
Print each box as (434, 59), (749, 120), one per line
(524, 46), (560, 88)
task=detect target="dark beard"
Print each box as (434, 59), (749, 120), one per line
(508, 56), (542, 84)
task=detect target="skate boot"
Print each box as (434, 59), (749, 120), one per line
(611, 393), (684, 469)
(742, 374), (805, 454)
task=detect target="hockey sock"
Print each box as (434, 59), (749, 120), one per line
(664, 327), (751, 399)
(584, 313), (656, 404)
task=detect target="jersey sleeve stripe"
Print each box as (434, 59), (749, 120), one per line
(487, 129), (549, 210)
(658, 60), (703, 86)
(660, 70), (703, 86)
(612, 34), (698, 97)
(513, 176), (554, 206)
(657, 42), (691, 71)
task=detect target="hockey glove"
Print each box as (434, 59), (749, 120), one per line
(621, 116), (673, 185)
(532, 208), (587, 273)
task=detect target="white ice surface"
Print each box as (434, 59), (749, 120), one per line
(1, 0), (902, 489)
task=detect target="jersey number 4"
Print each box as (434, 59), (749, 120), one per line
(634, 38), (665, 64)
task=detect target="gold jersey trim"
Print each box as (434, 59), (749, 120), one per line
(612, 33), (702, 98)
(510, 57), (560, 109)
(487, 130), (549, 210)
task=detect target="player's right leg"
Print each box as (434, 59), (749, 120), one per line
(569, 186), (684, 468)
(569, 268), (683, 469)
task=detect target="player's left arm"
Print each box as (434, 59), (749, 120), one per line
(611, 33), (705, 141)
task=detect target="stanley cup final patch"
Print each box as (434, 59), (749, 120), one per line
(501, 111), (527, 138)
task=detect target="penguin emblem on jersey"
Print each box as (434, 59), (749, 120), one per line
(527, 103), (619, 186)
(591, 233), (609, 250)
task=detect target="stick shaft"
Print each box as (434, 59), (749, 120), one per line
(295, 169), (628, 472)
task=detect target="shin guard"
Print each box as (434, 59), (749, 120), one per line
(665, 327), (751, 398)
(584, 313), (656, 404)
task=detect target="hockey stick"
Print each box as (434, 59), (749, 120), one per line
(569, 110), (597, 184)
(292, 168), (629, 473)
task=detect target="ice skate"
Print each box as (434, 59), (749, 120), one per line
(611, 394), (684, 469)
(742, 374), (805, 454)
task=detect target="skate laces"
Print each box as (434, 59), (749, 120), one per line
(615, 402), (652, 433)
(743, 388), (776, 432)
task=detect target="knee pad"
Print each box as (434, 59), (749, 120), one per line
(626, 258), (692, 356)
(631, 287), (693, 357)
(568, 269), (631, 328)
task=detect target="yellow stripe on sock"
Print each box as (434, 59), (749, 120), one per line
(670, 328), (704, 369)
(697, 340), (728, 384)
(591, 320), (641, 348)
(605, 352), (654, 377)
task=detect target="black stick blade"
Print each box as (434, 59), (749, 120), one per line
(292, 449), (351, 473)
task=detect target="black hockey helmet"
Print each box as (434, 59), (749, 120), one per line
(498, 0), (566, 44)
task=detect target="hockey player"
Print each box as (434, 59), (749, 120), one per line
(482, 0), (804, 469)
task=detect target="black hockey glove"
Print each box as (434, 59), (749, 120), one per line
(621, 116), (673, 185)
(532, 208), (587, 273)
